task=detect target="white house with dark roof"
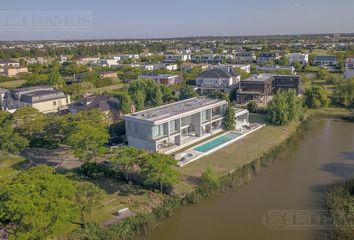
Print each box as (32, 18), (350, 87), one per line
(0, 59), (20, 68)
(2, 86), (70, 113)
(196, 68), (240, 93)
(313, 55), (337, 66)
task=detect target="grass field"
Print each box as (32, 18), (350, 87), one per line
(87, 179), (163, 225)
(90, 83), (127, 94)
(0, 153), (28, 180)
(0, 79), (26, 89)
(174, 113), (299, 194)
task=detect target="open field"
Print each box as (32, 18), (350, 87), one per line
(87, 179), (163, 225)
(0, 153), (27, 179)
(90, 83), (127, 94)
(0, 79), (26, 89)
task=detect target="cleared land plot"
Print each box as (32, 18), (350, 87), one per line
(0, 79), (26, 88)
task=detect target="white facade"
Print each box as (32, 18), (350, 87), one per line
(165, 54), (191, 63)
(124, 98), (228, 153)
(98, 59), (120, 67)
(344, 57), (354, 79)
(288, 53), (309, 65)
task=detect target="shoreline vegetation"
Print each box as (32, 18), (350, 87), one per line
(68, 107), (353, 240)
(326, 178), (354, 240)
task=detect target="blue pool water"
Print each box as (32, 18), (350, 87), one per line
(193, 132), (243, 153)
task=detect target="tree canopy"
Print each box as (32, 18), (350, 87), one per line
(0, 166), (79, 239)
(267, 90), (304, 125)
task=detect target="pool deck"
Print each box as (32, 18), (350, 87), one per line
(176, 123), (265, 167)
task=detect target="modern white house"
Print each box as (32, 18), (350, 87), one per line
(234, 51), (256, 63)
(344, 57), (354, 79)
(138, 74), (183, 86)
(210, 64), (251, 73)
(287, 53), (309, 65)
(98, 59), (120, 67)
(124, 98), (235, 153)
(165, 54), (191, 63)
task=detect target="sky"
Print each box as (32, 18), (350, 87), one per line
(0, 0), (353, 41)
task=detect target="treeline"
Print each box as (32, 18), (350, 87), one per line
(0, 42), (170, 58)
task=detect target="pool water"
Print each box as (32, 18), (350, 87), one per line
(194, 132), (242, 153)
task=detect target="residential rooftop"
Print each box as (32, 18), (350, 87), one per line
(243, 74), (273, 82)
(198, 68), (237, 79)
(124, 97), (227, 123)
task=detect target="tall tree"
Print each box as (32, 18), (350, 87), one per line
(66, 123), (109, 162)
(141, 153), (180, 194)
(304, 86), (330, 109)
(133, 90), (145, 111)
(112, 146), (146, 182)
(224, 106), (235, 130)
(74, 182), (104, 227)
(0, 166), (78, 239)
(179, 85), (197, 100)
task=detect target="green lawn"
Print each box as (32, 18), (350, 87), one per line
(0, 79), (26, 89)
(0, 153), (28, 180)
(174, 114), (299, 194)
(90, 83), (127, 94)
(87, 179), (162, 225)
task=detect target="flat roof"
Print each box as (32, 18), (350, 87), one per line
(243, 74), (273, 82)
(124, 97), (227, 124)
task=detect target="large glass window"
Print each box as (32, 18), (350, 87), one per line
(169, 120), (178, 134)
(201, 110), (210, 123)
(151, 123), (167, 139)
(181, 115), (192, 127)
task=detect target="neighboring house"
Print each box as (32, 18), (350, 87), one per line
(236, 74), (301, 104)
(257, 52), (281, 64)
(256, 65), (296, 74)
(234, 51), (256, 63)
(179, 62), (208, 71)
(313, 55), (337, 66)
(0, 59), (20, 68)
(2, 66), (28, 77)
(138, 74), (183, 86)
(99, 71), (118, 79)
(191, 54), (227, 64)
(165, 54), (191, 63)
(287, 53), (309, 65)
(210, 64), (251, 73)
(76, 57), (100, 65)
(23, 57), (48, 65)
(59, 55), (68, 64)
(2, 86), (70, 113)
(114, 55), (140, 61)
(236, 74), (274, 104)
(196, 68), (240, 94)
(68, 95), (122, 122)
(344, 57), (354, 79)
(98, 59), (120, 67)
(123, 97), (229, 153)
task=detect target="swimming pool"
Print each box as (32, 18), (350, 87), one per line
(193, 132), (243, 153)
